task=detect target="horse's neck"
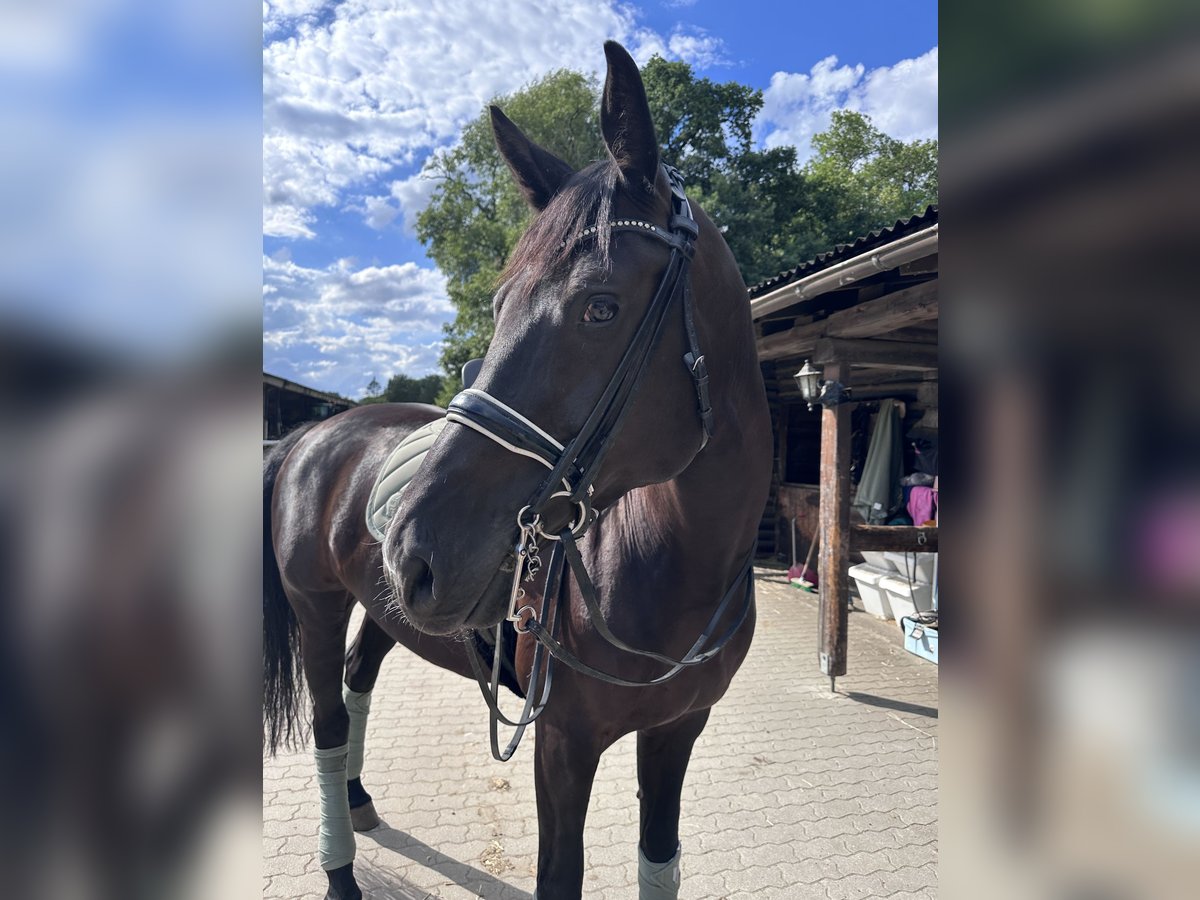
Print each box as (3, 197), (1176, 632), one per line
(596, 254), (770, 598)
(674, 301), (771, 543)
(605, 354), (770, 584)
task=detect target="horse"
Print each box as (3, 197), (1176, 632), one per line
(263, 41), (772, 900)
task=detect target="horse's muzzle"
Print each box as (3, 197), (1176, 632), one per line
(389, 537), (510, 635)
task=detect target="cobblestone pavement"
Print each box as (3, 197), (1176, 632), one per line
(264, 568), (938, 899)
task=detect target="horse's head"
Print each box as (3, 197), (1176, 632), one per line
(385, 42), (751, 635)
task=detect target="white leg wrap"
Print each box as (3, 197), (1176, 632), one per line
(314, 744), (356, 870)
(343, 686), (373, 782)
(638, 843), (681, 900)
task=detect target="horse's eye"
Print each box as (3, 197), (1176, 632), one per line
(583, 297), (618, 324)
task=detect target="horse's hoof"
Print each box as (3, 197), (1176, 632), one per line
(323, 863), (362, 900)
(350, 799), (380, 832)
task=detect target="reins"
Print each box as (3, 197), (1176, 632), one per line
(449, 166), (752, 761)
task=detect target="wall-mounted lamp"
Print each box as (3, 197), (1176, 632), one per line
(793, 359), (851, 411)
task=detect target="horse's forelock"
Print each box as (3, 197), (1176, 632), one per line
(500, 161), (622, 302)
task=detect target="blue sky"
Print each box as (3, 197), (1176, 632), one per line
(263, 1), (938, 398)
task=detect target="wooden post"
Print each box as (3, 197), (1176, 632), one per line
(817, 359), (850, 692)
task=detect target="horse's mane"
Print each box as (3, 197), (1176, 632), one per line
(500, 160), (626, 301)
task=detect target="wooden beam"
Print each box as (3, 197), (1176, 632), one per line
(757, 279), (938, 361)
(851, 525), (938, 553)
(885, 325), (939, 344)
(777, 368), (937, 400)
(817, 359), (850, 691)
(900, 253), (938, 275)
(841, 384), (924, 401)
(846, 369), (939, 388)
(814, 338), (939, 370)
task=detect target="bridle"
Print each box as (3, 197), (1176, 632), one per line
(444, 165), (755, 760)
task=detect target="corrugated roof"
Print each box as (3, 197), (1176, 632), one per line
(747, 205), (938, 299)
(263, 372), (356, 406)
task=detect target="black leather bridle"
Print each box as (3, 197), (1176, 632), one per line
(445, 166), (755, 761)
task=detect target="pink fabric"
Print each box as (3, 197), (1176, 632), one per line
(908, 486), (937, 526)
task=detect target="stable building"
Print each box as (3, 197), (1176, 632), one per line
(749, 207), (939, 685)
(263, 372), (355, 442)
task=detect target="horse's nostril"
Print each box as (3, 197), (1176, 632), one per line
(399, 553), (428, 583)
(398, 554), (435, 609)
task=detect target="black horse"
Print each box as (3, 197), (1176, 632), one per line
(264, 41), (772, 900)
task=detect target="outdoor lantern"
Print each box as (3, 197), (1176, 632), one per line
(794, 360), (824, 410)
(793, 359), (850, 411)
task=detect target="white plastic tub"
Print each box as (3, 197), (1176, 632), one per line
(879, 574), (934, 625)
(883, 550), (936, 584)
(859, 551), (895, 572)
(848, 563), (894, 620)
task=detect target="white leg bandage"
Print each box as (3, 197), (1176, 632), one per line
(343, 686), (373, 782)
(314, 743), (356, 870)
(638, 843), (681, 900)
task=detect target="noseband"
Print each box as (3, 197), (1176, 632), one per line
(445, 166), (753, 760)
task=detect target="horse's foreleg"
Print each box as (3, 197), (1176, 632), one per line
(299, 598), (362, 900)
(342, 614), (395, 832)
(533, 721), (605, 900)
(635, 708), (711, 900)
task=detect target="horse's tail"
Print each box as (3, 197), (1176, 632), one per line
(263, 423), (318, 756)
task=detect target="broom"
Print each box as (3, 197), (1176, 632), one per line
(787, 519), (818, 592)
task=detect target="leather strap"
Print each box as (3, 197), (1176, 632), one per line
(463, 542), (565, 761)
(523, 538), (755, 687)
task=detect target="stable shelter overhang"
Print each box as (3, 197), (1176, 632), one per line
(750, 221), (939, 322)
(263, 372), (357, 408)
(263, 372), (356, 441)
(747, 208), (939, 690)
(749, 206), (939, 404)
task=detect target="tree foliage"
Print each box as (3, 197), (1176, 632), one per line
(804, 109), (938, 245)
(416, 61), (937, 405)
(416, 70), (602, 404)
(360, 373), (444, 405)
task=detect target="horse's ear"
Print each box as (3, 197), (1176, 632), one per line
(490, 106), (575, 211)
(601, 41), (659, 196)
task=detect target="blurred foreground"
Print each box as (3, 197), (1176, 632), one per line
(0, 0), (261, 897)
(944, 4), (1200, 897)
(0, 2), (1198, 898)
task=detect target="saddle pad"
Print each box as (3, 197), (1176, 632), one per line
(366, 417), (447, 541)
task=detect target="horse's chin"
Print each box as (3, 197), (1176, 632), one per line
(460, 568), (513, 632)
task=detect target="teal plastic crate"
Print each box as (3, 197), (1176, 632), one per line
(901, 612), (938, 664)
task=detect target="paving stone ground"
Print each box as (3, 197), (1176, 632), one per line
(263, 567), (938, 899)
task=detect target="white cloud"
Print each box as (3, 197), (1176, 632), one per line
(262, 1), (730, 240)
(358, 194), (399, 230)
(855, 48), (939, 143)
(757, 46), (938, 158)
(667, 26), (729, 69)
(263, 0), (332, 35)
(262, 254), (451, 395)
(389, 167), (440, 235)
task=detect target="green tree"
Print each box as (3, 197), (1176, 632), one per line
(804, 109), (938, 245)
(638, 57), (828, 287)
(364, 376), (382, 399)
(361, 372), (445, 404)
(417, 65), (937, 404)
(417, 69), (603, 404)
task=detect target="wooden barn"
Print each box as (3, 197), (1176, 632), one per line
(263, 372), (355, 441)
(749, 207), (939, 684)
